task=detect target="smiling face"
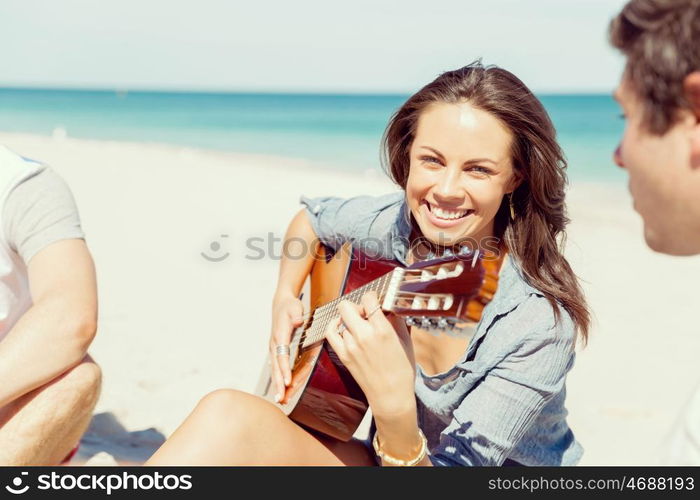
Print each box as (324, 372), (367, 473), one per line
(405, 101), (518, 249)
(613, 77), (700, 255)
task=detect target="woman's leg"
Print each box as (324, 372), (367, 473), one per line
(145, 389), (376, 466)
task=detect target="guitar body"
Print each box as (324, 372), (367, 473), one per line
(258, 244), (400, 441)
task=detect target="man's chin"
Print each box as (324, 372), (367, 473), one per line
(643, 225), (699, 256)
(643, 225), (670, 253)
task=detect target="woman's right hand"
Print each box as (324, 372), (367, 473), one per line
(269, 291), (305, 403)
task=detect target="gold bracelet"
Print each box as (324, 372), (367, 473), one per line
(372, 428), (428, 466)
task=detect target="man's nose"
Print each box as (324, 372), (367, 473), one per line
(613, 144), (625, 168)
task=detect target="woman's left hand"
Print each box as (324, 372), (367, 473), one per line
(324, 291), (416, 419)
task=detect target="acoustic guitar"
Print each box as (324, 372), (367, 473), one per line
(255, 242), (501, 441)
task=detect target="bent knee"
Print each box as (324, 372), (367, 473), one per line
(193, 389), (276, 427)
(197, 389), (252, 415)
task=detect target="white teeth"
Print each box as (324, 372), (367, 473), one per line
(429, 204), (469, 220)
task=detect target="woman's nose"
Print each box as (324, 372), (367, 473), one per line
(613, 144), (625, 168)
(434, 167), (463, 200)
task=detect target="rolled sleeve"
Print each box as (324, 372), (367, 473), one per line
(428, 305), (577, 466)
(299, 195), (356, 252)
(299, 192), (405, 258)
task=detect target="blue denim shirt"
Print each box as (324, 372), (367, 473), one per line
(300, 191), (583, 466)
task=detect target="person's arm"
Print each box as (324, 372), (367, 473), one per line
(275, 193), (365, 300)
(282, 192), (402, 297)
(273, 208), (320, 302)
(373, 403), (433, 467)
(0, 239), (97, 407)
(269, 208), (325, 399)
(271, 195), (364, 398)
(272, 193), (395, 399)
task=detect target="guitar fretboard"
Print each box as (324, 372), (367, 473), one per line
(301, 272), (393, 348)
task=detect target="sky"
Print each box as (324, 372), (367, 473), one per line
(0, 0), (630, 94)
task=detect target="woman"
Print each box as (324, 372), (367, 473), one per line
(147, 61), (590, 466)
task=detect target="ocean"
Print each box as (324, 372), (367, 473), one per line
(0, 88), (626, 183)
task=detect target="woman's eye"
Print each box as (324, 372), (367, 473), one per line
(467, 165), (492, 175)
(618, 112), (626, 120)
(420, 156), (442, 165)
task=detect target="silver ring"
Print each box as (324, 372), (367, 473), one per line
(275, 344), (291, 356)
(337, 322), (347, 336)
(366, 305), (382, 318)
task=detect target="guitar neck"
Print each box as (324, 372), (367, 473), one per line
(300, 271), (395, 348)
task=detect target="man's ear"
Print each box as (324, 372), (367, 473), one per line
(683, 72), (700, 117)
(683, 72), (700, 168)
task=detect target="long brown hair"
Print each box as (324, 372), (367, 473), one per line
(381, 61), (590, 343)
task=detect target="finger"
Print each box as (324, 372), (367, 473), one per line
(270, 310), (291, 400)
(269, 346), (285, 403)
(324, 317), (348, 360)
(360, 291), (389, 329)
(272, 316), (294, 387)
(337, 300), (369, 335)
(277, 348), (292, 387)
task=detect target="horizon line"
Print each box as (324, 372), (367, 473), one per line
(0, 84), (615, 97)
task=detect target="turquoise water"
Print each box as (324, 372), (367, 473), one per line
(0, 89), (625, 182)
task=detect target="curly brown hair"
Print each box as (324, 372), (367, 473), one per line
(610, 0), (700, 134)
(381, 61), (590, 343)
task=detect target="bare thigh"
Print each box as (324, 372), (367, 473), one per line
(147, 389), (376, 466)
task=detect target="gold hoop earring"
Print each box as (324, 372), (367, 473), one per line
(509, 194), (516, 220)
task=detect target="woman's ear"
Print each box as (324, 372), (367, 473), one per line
(506, 170), (523, 194)
(683, 72), (700, 168)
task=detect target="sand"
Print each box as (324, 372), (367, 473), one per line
(1, 131), (698, 466)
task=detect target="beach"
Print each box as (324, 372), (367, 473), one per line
(1, 130), (699, 466)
